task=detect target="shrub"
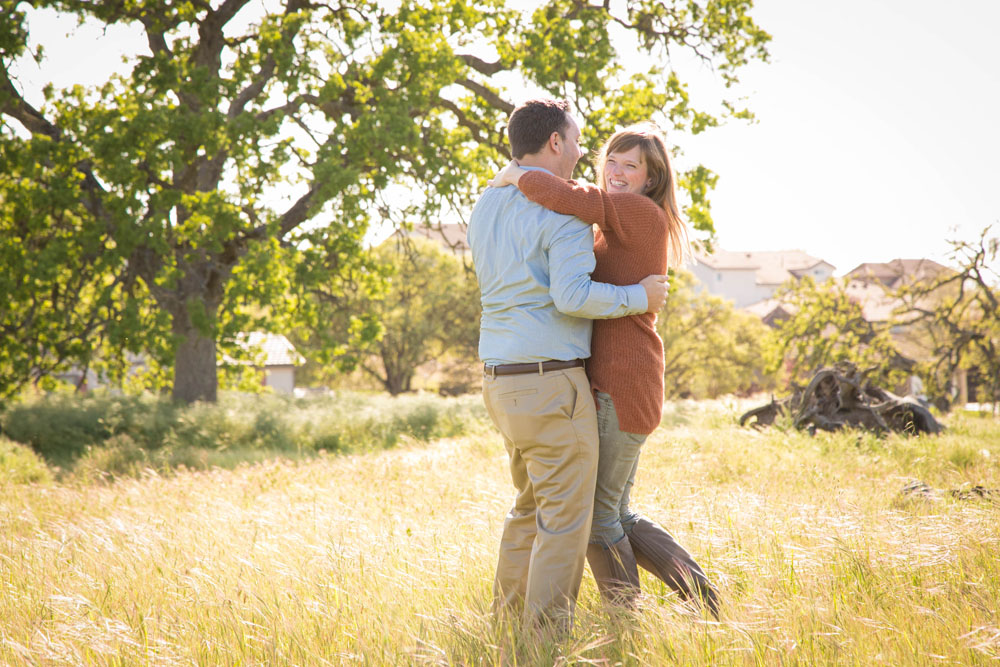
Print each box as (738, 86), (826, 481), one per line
(0, 436), (52, 484)
(73, 434), (150, 483)
(2, 395), (109, 461)
(0, 390), (488, 478)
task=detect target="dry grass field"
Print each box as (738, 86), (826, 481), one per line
(1, 397), (998, 665)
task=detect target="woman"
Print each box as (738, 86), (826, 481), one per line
(489, 123), (719, 616)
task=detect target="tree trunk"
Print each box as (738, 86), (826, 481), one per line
(171, 309), (218, 404)
(384, 371), (410, 396)
(382, 361), (413, 396)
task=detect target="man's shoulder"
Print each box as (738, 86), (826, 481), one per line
(473, 186), (580, 223)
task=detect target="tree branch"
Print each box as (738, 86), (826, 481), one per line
(228, 0), (312, 119)
(1, 67), (113, 223)
(278, 185), (318, 238)
(459, 54), (504, 75)
(138, 14), (172, 57)
(434, 95), (487, 144)
(0, 67), (59, 140)
(457, 78), (513, 114)
(255, 93), (321, 122)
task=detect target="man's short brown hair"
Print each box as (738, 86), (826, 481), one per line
(506, 99), (571, 159)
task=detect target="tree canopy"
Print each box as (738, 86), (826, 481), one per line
(322, 236), (480, 396)
(0, 0), (770, 402)
(765, 276), (911, 392)
(657, 268), (775, 398)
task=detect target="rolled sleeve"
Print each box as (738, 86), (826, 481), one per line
(548, 220), (647, 319)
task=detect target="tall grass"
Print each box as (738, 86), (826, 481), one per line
(0, 396), (997, 664)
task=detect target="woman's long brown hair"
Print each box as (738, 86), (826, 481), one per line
(596, 124), (691, 268)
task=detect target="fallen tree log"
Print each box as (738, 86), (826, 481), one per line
(739, 362), (944, 435)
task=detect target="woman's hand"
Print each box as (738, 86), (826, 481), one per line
(488, 160), (526, 189)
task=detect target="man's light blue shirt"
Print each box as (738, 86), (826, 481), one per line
(468, 167), (648, 366)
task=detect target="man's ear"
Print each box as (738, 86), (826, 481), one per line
(548, 131), (562, 154)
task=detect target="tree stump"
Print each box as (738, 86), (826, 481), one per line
(739, 362), (944, 435)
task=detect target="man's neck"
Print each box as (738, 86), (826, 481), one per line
(518, 154), (561, 177)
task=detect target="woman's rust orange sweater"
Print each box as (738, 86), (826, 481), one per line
(519, 169), (669, 435)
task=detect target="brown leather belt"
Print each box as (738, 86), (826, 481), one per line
(484, 359), (585, 377)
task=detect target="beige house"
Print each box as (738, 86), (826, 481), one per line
(839, 258), (952, 327)
(232, 332), (305, 395)
(691, 249), (836, 308)
(844, 258), (951, 289)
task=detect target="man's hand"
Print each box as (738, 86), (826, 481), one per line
(639, 274), (669, 313)
(487, 160), (526, 188)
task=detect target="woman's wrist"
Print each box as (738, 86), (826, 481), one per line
(511, 166), (527, 187)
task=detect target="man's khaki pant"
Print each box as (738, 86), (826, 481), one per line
(483, 366), (599, 632)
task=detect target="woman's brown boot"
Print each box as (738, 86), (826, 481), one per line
(586, 534), (641, 607)
(627, 518), (720, 618)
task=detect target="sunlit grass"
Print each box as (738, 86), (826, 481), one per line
(1, 398), (997, 664)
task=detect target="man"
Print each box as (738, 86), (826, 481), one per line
(467, 99), (669, 633)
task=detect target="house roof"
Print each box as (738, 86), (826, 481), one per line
(844, 258), (951, 288)
(843, 281), (903, 322)
(742, 282), (909, 325)
(741, 297), (787, 319)
(235, 332), (305, 367)
(741, 297), (797, 327)
(695, 249), (834, 286)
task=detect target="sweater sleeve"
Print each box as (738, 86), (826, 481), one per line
(519, 169), (665, 249)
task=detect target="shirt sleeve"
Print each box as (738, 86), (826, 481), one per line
(547, 219), (648, 319)
(519, 170), (665, 250)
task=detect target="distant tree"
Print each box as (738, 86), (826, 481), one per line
(324, 237), (479, 395)
(895, 225), (1000, 410)
(1, 0), (770, 402)
(657, 269), (775, 398)
(765, 276), (910, 391)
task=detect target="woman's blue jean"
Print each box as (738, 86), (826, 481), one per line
(590, 390), (647, 546)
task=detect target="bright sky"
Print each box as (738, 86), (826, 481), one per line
(677, 0), (1000, 275)
(12, 1), (1000, 276)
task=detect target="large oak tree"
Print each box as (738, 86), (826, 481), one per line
(0, 0), (770, 402)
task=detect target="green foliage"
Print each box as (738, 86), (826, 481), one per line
(766, 276), (909, 391)
(72, 433), (150, 483)
(895, 225), (1000, 408)
(0, 390), (488, 479)
(315, 236), (481, 395)
(657, 269), (776, 398)
(2, 394), (111, 462)
(0, 435), (52, 484)
(0, 0), (770, 403)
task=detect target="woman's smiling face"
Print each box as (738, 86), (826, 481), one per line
(603, 145), (651, 195)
